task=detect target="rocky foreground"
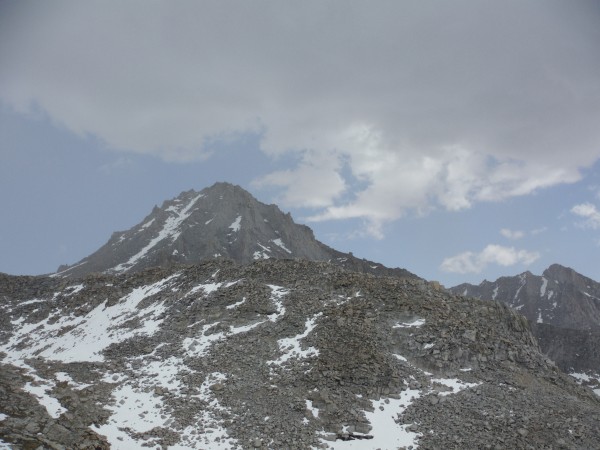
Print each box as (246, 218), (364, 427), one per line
(1, 259), (599, 449)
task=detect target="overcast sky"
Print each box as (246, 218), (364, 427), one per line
(1, 1), (600, 286)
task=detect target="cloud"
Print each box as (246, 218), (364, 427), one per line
(440, 244), (540, 274)
(252, 150), (346, 208)
(571, 202), (600, 229)
(1, 1), (599, 231)
(531, 227), (548, 236)
(500, 228), (525, 240)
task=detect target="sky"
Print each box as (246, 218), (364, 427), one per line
(1, 0), (600, 287)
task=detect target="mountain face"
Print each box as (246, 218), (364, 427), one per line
(2, 259), (600, 449)
(55, 182), (416, 280)
(451, 264), (600, 330)
(450, 264), (600, 377)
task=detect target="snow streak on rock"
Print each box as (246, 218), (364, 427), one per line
(271, 238), (292, 254)
(112, 193), (204, 272)
(270, 313), (322, 366)
(393, 318), (426, 328)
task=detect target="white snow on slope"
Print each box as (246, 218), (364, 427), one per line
(492, 285), (498, 300)
(270, 314), (322, 366)
(393, 318), (425, 328)
(187, 280), (239, 298)
(50, 260), (88, 278)
(112, 193), (204, 272)
(570, 372), (600, 397)
(226, 297), (247, 309)
(91, 383), (169, 449)
(23, 377), (67, 418)
(140, 218), (155, 230)
(267, 285), (288, 322)
(540, 277), (548, 297)
(253, 243), (272, 260)
(271, 238), (292, 254)
(431, 377), (481, 396)
(513, 273), (527, 302)
(183, 323), (226, 358)
(64, 283), (85, 296)
(582, 291), (600, 301)
(184, 317), (266, 359)
(319, 388), (422, 449)
(1, 274), (179, 363)
(55, 372), (91, 391)
(229, 215), (242, 232)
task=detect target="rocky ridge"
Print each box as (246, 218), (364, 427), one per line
(450, 264), (600, 394)
(1, 259), (600, 449)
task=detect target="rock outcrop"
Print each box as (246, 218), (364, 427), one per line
(450, 264), (600, 386)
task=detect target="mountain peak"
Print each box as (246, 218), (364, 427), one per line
(55, 182), (416, 280)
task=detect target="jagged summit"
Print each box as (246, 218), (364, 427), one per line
(55, 182), (416, 279)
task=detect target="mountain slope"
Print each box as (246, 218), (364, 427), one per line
(451, 264), (600, 330)
(2, 259), (599, 449)
(55, 182), (416, 280)
(450, 264), (600, 377)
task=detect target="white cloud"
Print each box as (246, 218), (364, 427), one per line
(440, 244), (540, 274)
(1, 1), (599, 233)
(252, 150), (346, 208)
(500, 228), (525, 240)
(571, 202), (600, 229)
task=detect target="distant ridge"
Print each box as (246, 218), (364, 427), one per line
(450, 264), (600, 330)
(450, 264), (600, 374)
(55, 182), (417, 280)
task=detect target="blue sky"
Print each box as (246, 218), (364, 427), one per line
(1, 1), (600, 287)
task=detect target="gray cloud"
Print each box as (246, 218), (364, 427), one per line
(2, 1), (599, 230)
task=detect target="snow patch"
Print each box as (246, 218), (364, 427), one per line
(431, 377), (481, 396)
(183, 323), (226, 358)
(226, 297), (247, 309)
(540, 277), (548, 297)
(140, 218), (155, 230)
(319, 389), (421, 449)
(63, 284), (85, 296)
(23, 377), (67, 418)
(267, 285), (288, 322)
(393, 318), (425, 328)
(270, 313), (322, 366)
(271, 238), (292, 254)
(54, 372), (91, 390)
(91, 383), (168, 449)
(306, 399), (319, 418)
(229, 215), (242, 232)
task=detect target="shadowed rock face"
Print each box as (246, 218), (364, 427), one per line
(450, 264), (600, 375)
(1, 259), (600, 449)
(55, 182), (416, 280)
